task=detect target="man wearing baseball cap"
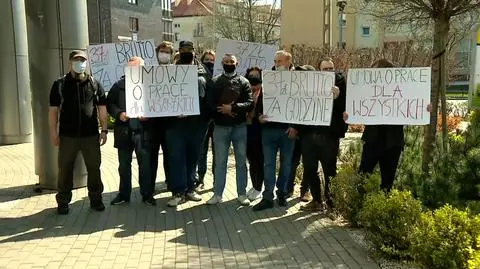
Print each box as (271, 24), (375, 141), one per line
(48, 50), (108, 214)
(165, 41), (211, 207)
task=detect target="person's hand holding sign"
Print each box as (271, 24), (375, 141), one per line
(331, 86), (340, 99)
(217, 102), (235, 117)
(119, 112), (129, 122)
(286, 127), (298, 139)
(343, 111), (349, 122)
(258, 114), (269, 124)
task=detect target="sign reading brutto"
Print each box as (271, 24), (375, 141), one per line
(125, 65), (200, 118)
(262, 70), (335, 126)
(88, 39), (158, 91)
(346, 67), (431, 125)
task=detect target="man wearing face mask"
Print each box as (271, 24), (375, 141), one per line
(206, 54), (253, 206)
(151, 41), (174, 193)
(166, 41), (210, 207)
(252, 50), (299, 211)
(300, 57), (345, 212)
(48, 50), (108, 215)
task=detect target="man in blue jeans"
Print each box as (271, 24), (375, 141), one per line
(166, 41), (210, 207)
(106, 57), (156, 206)
(253, 50), (299, 211)
(206, 53), (253, 206)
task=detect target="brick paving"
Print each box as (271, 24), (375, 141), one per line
(0, 137), (378, 269)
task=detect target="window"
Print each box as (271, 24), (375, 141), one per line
(174, 23), (180, 28)
(341, 13), (347, 27)
(174, 33), (179, 41)
(128, 0), (138, 5)
(362, 26), (370, 36)
(194, 23), (204, 37)
(129, 17), (139, 32)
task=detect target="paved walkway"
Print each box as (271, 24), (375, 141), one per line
(0, 137), (379, 269)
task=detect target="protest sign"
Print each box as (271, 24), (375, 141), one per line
(213, 39), (277, 76)
(346, 67), (431, 125)
(88, 39), (158, 91)
(262, 70), (335, 126)
(125, 65), (200, 118)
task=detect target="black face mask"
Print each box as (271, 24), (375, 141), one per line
(223, 64), (236, 74)
(203, 62), (214, 72)
(248, 77), (262, 86)
(179, 52), (194, 64)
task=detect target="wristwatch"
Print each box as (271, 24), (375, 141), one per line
(101, 130), (108, 134)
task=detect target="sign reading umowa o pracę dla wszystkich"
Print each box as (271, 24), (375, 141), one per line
(262, 70), (336, 126)
(346, 67), (431, 125)
(125, 65), (200, 118)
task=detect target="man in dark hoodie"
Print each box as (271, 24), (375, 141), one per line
(206, 53), (253, 206)
(252, 50), (299, 211)
(166, 41), (210, 207)
(106, 56), (156, 206)
(299, 57), (346, 212)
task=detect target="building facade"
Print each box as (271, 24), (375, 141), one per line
(87, 0), (174, 44)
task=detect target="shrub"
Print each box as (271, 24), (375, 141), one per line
(330, 166), (381, 225)
(107, 115), (115, 129)
(468, 237), (480, 269)
(412, 205), (480, 269)
(358, 190), (423, 259)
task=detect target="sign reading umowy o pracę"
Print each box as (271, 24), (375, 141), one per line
(88, 39), (158, 91)
(213, 39), (277, 76)
(262, 70), (335, 126)
(125, 65), (200, 118)
(346, 67), (431, 125)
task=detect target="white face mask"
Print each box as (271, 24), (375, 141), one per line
(157, 52), (171, 64)
(72, 60), (87, 74)
(276, 66), (287, 71)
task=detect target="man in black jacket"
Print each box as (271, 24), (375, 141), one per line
(206, 53), (253, 206)
(299, 57), (346, 212)
(49, 50), (108, 215)
(166, 41), (210, 207)
(106, 56), (156, 206)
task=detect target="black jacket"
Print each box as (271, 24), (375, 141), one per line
(208, 73), (254, 126)
(362, 125), (405, 150)
(299, 72), (348, 139)
(49, 72), (107, 137)
(106, 76), (154, 148)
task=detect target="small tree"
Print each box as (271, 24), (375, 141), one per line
(362, 0), (480, 172)
(210, 0), (280, 44)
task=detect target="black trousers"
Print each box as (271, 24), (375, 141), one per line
(56, 135), (103, 206)
(359, 144), (403, 191)
(287, 138), (308, 194)
(151, 128), (170, 190)
(301, 132), (340, 204)
(246, 125), (264, 191)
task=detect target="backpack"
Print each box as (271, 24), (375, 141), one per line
(56, 74), (99, 111)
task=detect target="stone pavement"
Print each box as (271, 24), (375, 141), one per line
(0, 137), (379, 269)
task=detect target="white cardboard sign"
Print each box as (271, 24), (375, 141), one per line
(346, 67), (431, 125)
(213, 39), (277, 76)
(88, 39), (158, 91)
(125, 65), (200, 118)
(262, 70), (335, 126)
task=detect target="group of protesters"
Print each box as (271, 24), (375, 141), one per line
(48, 40), (411, 215)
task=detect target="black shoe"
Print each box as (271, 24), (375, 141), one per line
(143, 197), (156, 206)
(110, 195), (130, 205)
(252, 199), (274, 211)
(278, 196), (288, 207)
(57, 205), (69, 215)
(285, 191), (294, 199)
(90, 201), (106, 212)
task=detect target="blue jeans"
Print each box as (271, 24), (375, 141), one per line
(213, 124), (248, 197)
(165, 121), (207, 195)
(118, 133), (153, 200)
(262, 127), (296, 201)
(197, 121), (215, 182)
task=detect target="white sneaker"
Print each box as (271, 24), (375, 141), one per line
(167, 194), (185, 207)
(237, 195), (250, 206)
(247, 188), (262, 201)
(206, 195), (223, 205)
(186, 191), (202, 202)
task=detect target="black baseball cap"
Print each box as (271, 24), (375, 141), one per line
(179, 41), (194, 49)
